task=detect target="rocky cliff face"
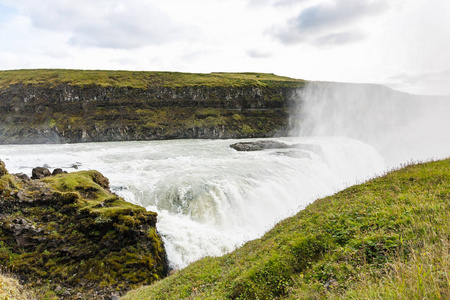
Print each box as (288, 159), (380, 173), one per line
(0, 83), (301, 144)
(0, 160), (168, 299)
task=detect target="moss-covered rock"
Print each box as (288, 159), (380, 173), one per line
(0, 160), (7, 176)
(0, 160), (168, 299)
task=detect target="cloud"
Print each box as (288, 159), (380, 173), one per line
(0, 51), (20, 69)
(110, 57), (139, 67)
(312, 31), (364, 46)
(269, 0), (389, 46)
(248, 0), (309, 8)
(246, 49), (272, 59)
(3, 0), (189, 49)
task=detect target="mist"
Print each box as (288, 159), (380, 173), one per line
(290, 82), (450, 167)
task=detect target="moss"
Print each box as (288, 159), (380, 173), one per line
(0, 174), (20, 196)
(0, 162), (167, 299)
(0, 69), (305, 89)
(0, 160), (7, 176)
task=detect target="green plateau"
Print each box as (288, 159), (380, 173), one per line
(0, 69), (305, 89)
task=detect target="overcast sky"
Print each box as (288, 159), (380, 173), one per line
(0, 0), (449, 95)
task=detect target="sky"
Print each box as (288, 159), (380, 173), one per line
(0, 0), (449, 95)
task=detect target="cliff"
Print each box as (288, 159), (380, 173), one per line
(0, 70), (305, 144)
(0, 160), (168, 299)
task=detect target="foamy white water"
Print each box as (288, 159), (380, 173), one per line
(0, 136), (385, 269)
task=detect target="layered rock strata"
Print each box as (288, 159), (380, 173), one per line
(0, 78), (303, 144)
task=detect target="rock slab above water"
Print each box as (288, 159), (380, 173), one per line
(230, 140), (322, 155)
(230, 140), (291, 151)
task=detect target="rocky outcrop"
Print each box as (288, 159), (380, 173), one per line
(230, 140), (322, 155)
(0, 73), (304, 144)
(30, 166), (51, 179)
(0, 160), (7, 176)
(0, 160), (168, 299)
(230, 140), (292, 151)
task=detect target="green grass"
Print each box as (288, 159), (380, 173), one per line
(122, 158), (450, 300)
(0, 271), (36, 300)
(42, 170), (147, 221)
(0, 69), (306, 89)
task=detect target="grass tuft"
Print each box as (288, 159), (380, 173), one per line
(0, 69), (305, 89)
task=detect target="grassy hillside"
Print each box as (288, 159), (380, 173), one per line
(0, 69), (305, 89)
(123, 158), (450, 300)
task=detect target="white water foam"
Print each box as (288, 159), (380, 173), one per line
(0, 136), (385, 269)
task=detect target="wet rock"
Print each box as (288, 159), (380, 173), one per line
(52, 168), (67, 175)
(230, 140), (291, 151)
(15, 173), (30, 181)
(31, 167), (51, 179)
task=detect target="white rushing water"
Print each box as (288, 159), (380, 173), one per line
(0, 136), (385, 269)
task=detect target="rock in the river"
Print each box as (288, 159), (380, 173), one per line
(230, 140), (291, 151)
(230, 140), (323, 156)
(51, 168), (67, 175)
(31, 167), (51, 179)
(0, 159), (168, 299)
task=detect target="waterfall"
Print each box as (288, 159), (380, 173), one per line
(3, 82), (446, 268)
(0, 137), (385, 269)
(290, 82), (450, 166)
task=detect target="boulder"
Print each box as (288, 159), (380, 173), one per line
(31, 167), (51, 179)
(230, 141), (323, 156)
(230, 140), (291, 151)
(15, 173), (30, 181)
(51, 168), (67, 175)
